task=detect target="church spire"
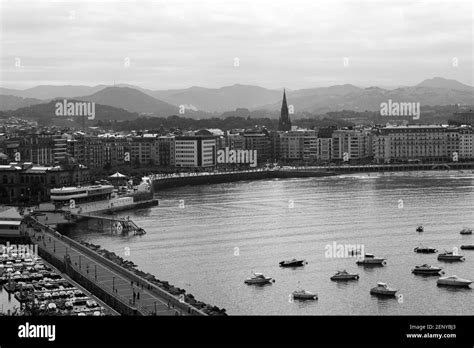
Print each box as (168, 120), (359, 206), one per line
(279, 89), (291, 131)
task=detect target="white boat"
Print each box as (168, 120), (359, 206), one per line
(47, 179), (156, 215)
(370, 282), (398, 296)
(437, 275), (472, 287)
(279, 259), (307, 267)
(460, 227), (473, 235)
(412, 264), (443, 275)
(437, 251), (465, 261)
(330, 270), (359, 281)
(356, 253), (387, 266)
(244, 273), (274, 285)
(413, 245), (437, 254)
(291, 289), (317, 300)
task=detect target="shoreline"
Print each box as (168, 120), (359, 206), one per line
(152, 162), (474, 191)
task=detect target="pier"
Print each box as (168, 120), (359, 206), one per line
(23, 215), (206, 316)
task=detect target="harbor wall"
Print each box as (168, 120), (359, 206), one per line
(153, 170), (335, 190)
(58, 233), (206, 315)
(153, 162), (474, 190)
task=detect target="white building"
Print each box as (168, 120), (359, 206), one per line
(332, 129), (372, 160)
(174, 136), (216, 168)
(279, 129), (318, 161)
(458, 127), (474, 159)
(372, 125), (449, 163)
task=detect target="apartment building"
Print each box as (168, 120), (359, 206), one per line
(332, 129), (372, 161)
(279, 129), (318, 161)
(174, 136), (216, 168)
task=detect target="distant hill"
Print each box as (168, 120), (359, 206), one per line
(151, 84), (282, 112)
(0, 99), (140, 125)
(0, 85), (107, 100)
(78, 87), (179, 116)
(1, 78), (472, 116)
(0, 95), (43, 111)
(416, 77), (474, 92)
(259, 82), (474, 114)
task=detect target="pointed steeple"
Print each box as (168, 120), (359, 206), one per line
(279, 89), (291, 131)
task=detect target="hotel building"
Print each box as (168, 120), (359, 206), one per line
(372, 125), (449, 163)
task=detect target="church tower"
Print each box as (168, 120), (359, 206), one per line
(278, 89), (292, 131)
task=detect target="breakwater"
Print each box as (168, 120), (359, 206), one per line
(77, 241), (227, 316)
(152, 162), (474, 190)
(153, 169), (335, 190)
(23, 216), (220, 316)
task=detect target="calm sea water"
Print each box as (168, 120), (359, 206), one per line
(69, 171), (474, 315)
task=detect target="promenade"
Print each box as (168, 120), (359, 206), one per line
(150, 162), (474, 190)
(26, 220), (199, 316)
(150, 161), (474, 180)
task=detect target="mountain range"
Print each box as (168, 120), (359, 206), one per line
(0, 77), (472, 119)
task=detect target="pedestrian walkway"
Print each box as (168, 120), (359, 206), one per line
(28, 226), (190, 316)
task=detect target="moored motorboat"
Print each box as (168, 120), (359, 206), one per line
(279, 259), (307, 268)
(416, 225), (424, 232)
(437, 251), (465, 262)
(437, 275), (472, 288)
(370, 282), (398, 296)
(414, 246), (437, 254)
(460, 245), (474, 250)
(330, 270), (359, 281)
(356, 253), (386, 266)
(460, 227), (473, 235)
(291, 289), (317, 300)
(411, 264), (443, 275)
(244, 273), (274, 285)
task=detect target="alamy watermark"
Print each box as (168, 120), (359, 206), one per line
(55, 99), (95, 119)
(325, 241), (365, 258)
(18, 322), (55, 341)
(380, 99), (420, 120)
(0, 242), (38, 259)
(217, 147), (257, 167)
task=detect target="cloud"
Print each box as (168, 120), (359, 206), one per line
(0, 0), (472, 89)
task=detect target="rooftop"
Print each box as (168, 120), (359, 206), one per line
(0, 206), (23, 220)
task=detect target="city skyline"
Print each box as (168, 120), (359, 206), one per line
(0, 0), (473, 342)
(1, 0), (473, 90)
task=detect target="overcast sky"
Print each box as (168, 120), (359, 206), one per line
(0, 0), (472, 90)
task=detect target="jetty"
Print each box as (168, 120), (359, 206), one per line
(71, 213), (145, 235)
(23, 215), (207, 316)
